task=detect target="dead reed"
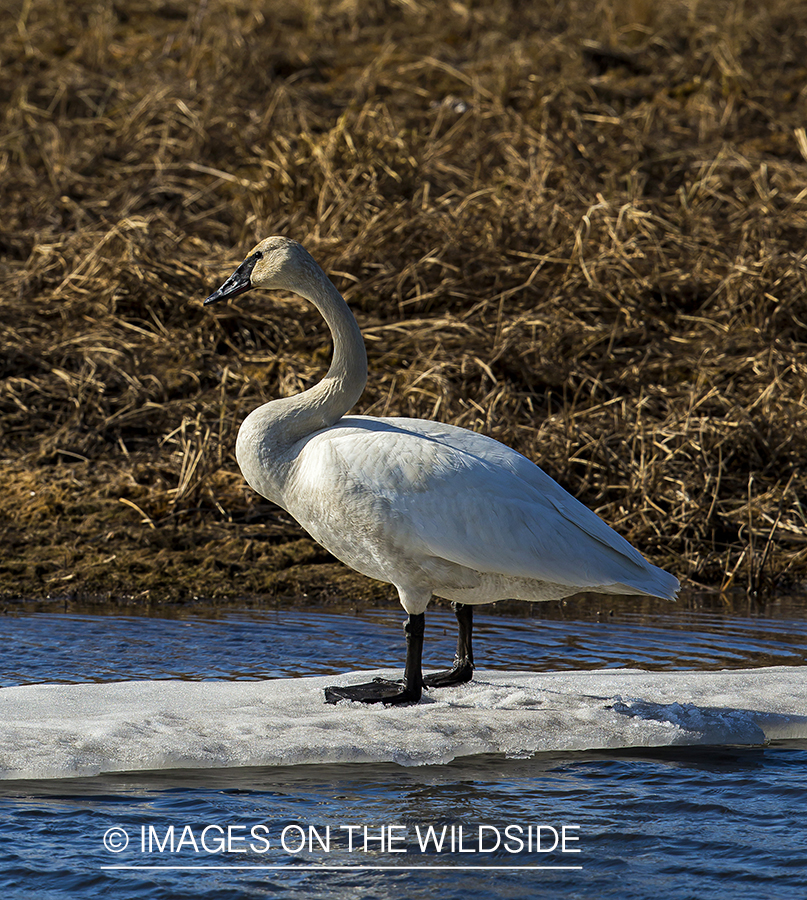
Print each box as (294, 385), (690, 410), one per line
(2, 0), (807, 604)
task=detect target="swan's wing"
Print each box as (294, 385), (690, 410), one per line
(388, 446), (654, 590)
(359, 416), (661, 573)
(299, 417), (677, 598)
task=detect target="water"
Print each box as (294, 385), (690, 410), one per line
(1, 599), (806, 899)
(4, 598), (807, 685)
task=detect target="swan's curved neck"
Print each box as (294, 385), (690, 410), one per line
(295, 269), (368, 434)
(239, 261), (367, 469)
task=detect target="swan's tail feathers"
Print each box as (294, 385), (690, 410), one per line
(649, 567), (680, 601)
(608, 565), (679, 602)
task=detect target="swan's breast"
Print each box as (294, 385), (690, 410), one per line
(276, 422), (461, 582)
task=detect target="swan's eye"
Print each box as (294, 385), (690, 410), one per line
(252, 251), (263, 261)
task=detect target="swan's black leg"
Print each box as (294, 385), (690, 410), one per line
(324, 613), (424, 705)
(423, 602), (474, 687)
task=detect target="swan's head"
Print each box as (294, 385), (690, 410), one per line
(204, 236), (315, 305)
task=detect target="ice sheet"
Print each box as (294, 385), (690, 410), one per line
(1, 667), (806, 779)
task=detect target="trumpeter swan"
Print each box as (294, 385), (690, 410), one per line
(205, 236), (679, 705)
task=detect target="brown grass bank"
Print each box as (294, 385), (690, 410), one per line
(2, 0), (807, 610)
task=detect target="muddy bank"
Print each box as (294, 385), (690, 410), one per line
(2, 0), (806, 607)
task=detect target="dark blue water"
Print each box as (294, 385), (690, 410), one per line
(0, 602), (806, 899)
(3, 602), (807, 685)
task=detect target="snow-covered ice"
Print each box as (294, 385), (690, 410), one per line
(1, 667), (805, 780)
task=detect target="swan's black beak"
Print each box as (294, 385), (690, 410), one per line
(204, 253), (261, 305)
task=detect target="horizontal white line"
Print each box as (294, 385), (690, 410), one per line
(102, 864), (583, 872)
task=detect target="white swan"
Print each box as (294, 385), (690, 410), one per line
(205, 236), (679, 705)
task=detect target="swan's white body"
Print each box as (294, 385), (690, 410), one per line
(206, 236), (678, 702)
(237, 412), (678, 615)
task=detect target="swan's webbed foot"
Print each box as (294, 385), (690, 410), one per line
(321, 604), (475, 704)
(324, 612), (426, 706)
(423, 656), (474, 688)
(324, 677), (421, 705)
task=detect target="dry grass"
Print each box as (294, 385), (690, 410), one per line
(2, 0), (807, 605)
